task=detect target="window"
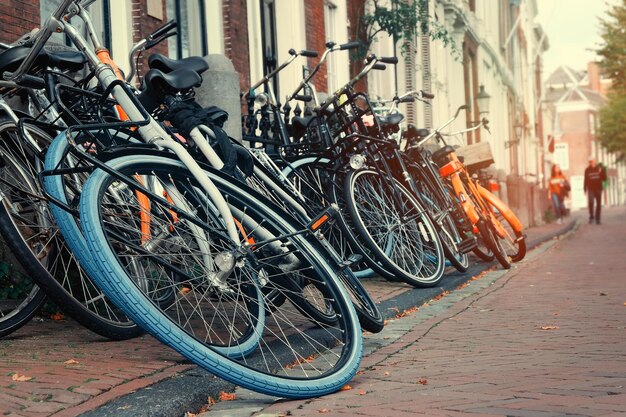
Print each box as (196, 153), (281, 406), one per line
(324, 1), (338, 92)
(554, 143), (569, 170)
(40, 0), (111, 51)
(261, 0), (278, 90)
(166, 0), (208, 59)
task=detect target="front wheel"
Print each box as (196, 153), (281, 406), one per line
(79, 155), (363, 399)
(344, 169), (445, 287)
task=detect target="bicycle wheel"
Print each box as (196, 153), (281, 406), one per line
(476, 217), (511, 269)
(280, 157), (384, 333)
(480, 187), (526, 262)
(0, 232), (46, 337)
(283, 157), (396, 280)
(344, 168), (445, 287)
(0, 120), (140, 340)
(79, 155), (363, 398)
(407, 160), (469, 272)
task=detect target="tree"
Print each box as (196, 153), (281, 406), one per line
(597, 0), (626, 159)
(348, 0), (456, 82)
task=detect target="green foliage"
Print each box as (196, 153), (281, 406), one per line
(597, 0), (626, 158)
(361, 0), (456, 58)
(597, 92), (626, 160)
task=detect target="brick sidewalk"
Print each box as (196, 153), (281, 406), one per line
(209, 206), (625, 417)
(0, 211), (584, 417)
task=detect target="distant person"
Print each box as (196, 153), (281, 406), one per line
(583, 158), (607, 224)
(548, 164), (569, 224)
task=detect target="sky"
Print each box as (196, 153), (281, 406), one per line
(535, 0), (620, 79)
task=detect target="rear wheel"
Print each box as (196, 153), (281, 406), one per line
(0, 121), (140, 340)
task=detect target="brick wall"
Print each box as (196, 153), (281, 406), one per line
(131, 0), (169, 81)
(304, 0), (327, 93)
(222, 0), (250, 91)
(0, 1), (40, 44)
(346, 0), (367, 91)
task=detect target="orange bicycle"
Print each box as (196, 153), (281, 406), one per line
(418, 106), (526, 268)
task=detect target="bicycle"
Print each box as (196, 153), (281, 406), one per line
(409, 106), (526, 268)
(8, 0), (364, 398)
(282, 54), (446, 287)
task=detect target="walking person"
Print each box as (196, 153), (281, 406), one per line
(584, 158), (607, 224)
(548, 164), (569, 224)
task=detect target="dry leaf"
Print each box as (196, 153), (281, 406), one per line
(64, 359), (80, 365)
(340, 384), (352, 391)
(11, 373), (32, 382)
(185, 413), (197, 417)
(358, 390), (367, 395)
(383, 371), (390, 376)
(319, 409), (330, 413)
(540, 325), (559, 330)
(218, 391), (236, 401)
(50, 312), (64, 321)
(432, 291), (450, 302)
(418, 378), (428, 385)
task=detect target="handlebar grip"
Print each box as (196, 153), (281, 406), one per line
(145, 30), (177, 50)
(372, 63), (387, 70)
(398, 96), (415, 103)
(293, 94), (313, 102)
(378, 56), (398, 64)
(421, 90), (435, 99)
(151, 20), (177, 39)
(339, 41), (361, 50)
(15, 73), (46, 89)
(300, 50), (318, 58)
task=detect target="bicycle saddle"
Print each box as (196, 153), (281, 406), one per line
(377, 113), (404, 128)
(0, 46), (87, 75)
(138, 68), (202, 112)
(0, 46), (49, 74)
(47, 50), (86, 72)
(432, 145), (456, 167)
(148, 53), (209, 75)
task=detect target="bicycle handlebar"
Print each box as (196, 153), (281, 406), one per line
(339, 41), (361, 50)
(299, 50), (318, 58)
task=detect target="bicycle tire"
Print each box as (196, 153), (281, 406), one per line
(344, 168), (445, 287)
(41, 131), (143, 339)
(406, 159), (469, 272)
(283, 156), (397, 281)
(79, 155), (363, 398)
(280, 157), (385, 332)
(0, 232), (46, 338)
(476, 217), (511, 269)
(480, 187), (526, 262)
(0, 120), (140, 340)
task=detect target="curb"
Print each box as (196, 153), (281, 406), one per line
(77, 218), (578, 417)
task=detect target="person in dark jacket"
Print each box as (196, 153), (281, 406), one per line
(584, 158), (607, 224)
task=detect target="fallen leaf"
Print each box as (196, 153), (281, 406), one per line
(218, 391), (236, 401)
(418, 378), (428, 385)
(456, 282), (470, 290)
(540, 325), (559, 330)
(395, 306), (418, 318)
(383, 371), (390, 376)
(50, 312), (64, 321)
(11, 373), (32, 382)
(185, 413), (197, 417)
(180, 287), (191, 295)
(624, 302), (626, 306)
(358, 390), (366, 395)
(432, 291), (450, 301)
(340, 384), (352, 391)
(422, 303), (430, 308)
(64, 359), (80, 365)
(319, 409), (331, 413)
(600, 292), (607, 296)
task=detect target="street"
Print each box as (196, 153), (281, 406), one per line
(204, 207), (626, 417)
(0, 208), (624, 417)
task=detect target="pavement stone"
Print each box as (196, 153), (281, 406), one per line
(0, 210), (588, 417)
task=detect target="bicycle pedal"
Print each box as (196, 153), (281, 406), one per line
(457, 236), (478, 253)
(338, 253), (363, 269)
(307, 205), (339, 231)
